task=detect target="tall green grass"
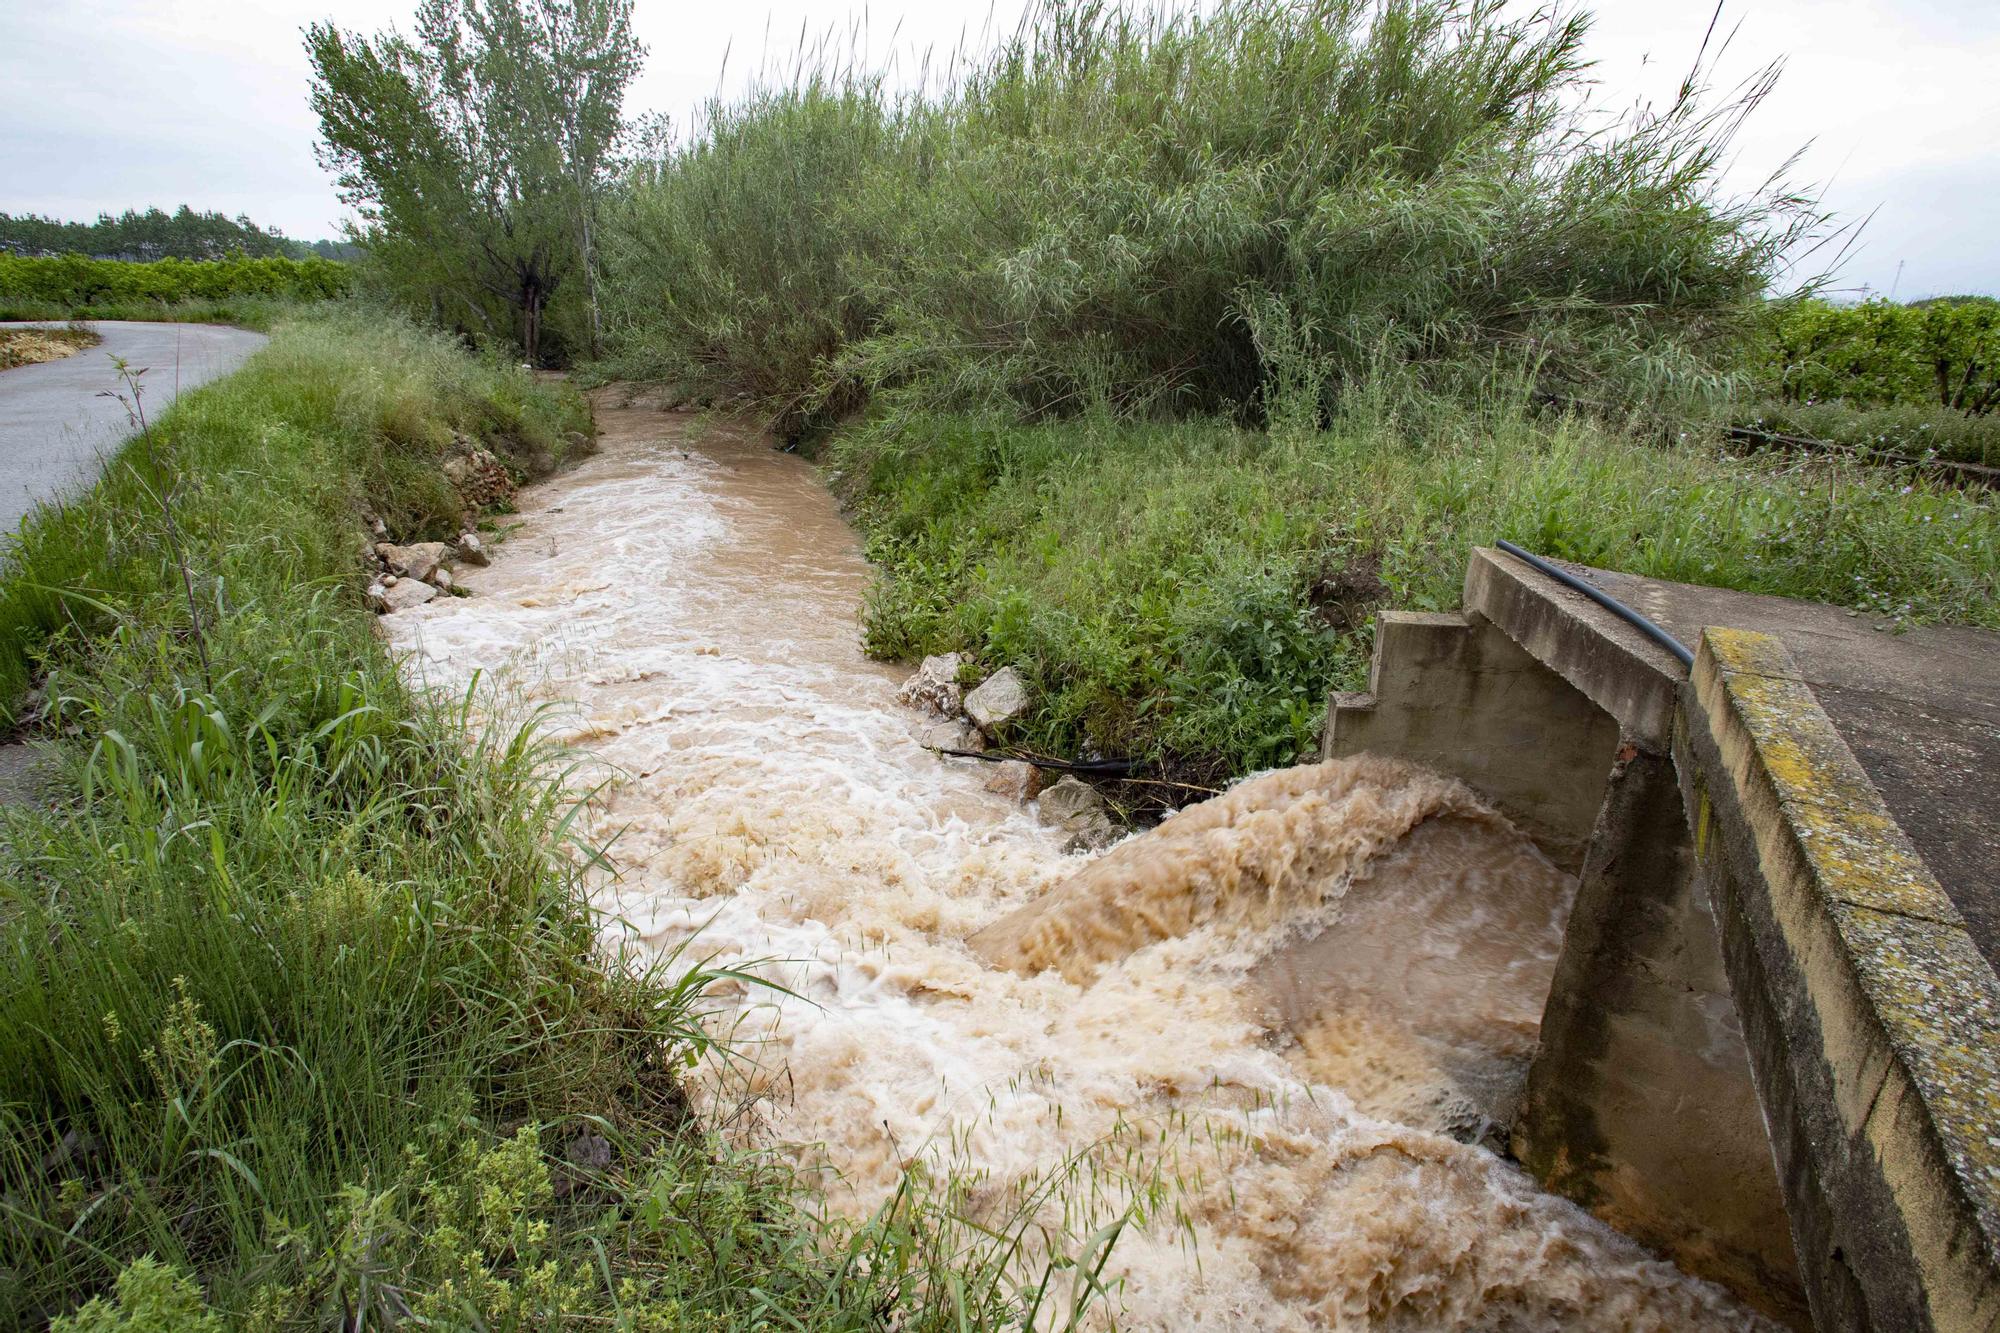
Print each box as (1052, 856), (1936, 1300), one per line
(602, 0), (1812, 436)
(0, 314), (1115, 1329)
(838, 397), (1999, 780)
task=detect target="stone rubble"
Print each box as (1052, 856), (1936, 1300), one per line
(441, 441), (516, 512)
(897, 652), (965, 717)
(982, 760), (1046, 803)
(376, 540), (452, 584)
(916, 718), (982, 753)
(368, 579), (437, 614)
(964, 666), (1029, 733)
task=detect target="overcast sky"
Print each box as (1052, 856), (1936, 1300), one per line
(2, 0), (1994, 299)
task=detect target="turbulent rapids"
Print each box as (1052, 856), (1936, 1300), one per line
(386, 394), (1775, 1330)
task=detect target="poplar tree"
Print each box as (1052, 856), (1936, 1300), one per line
(306, 0), (640, 362)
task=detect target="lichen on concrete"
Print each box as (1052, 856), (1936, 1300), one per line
(1696, 628), (2000, 1302)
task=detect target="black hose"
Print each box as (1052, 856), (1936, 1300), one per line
(925, 745), (1139, 776)
(1495, 540), (1694, 669)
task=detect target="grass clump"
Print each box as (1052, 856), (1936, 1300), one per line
(0, 312), (1111, 1329)
(837, 398), (1999, 781)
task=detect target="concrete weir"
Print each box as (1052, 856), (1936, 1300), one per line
(1326, 547), (2000, 1331)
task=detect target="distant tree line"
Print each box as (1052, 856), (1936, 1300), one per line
(0, 206), (360, 263)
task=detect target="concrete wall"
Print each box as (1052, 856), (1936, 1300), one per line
(1326, 549), (2000, 1330)
(1680, 629), (2000, 1331)
(1514, 747), (1807, 1327)
(1323, 609), (1620, 872)
(1328, 554), (1804, 1324)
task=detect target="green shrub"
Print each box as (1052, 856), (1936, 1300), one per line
(49, 1258), (223, 1333)
(1753, 295), (2000, 415)
(604, 0), (1812, 435)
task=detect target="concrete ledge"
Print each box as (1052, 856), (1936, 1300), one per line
(1683, 628), (2000, 1330)
(1465, 546), (1686, 747)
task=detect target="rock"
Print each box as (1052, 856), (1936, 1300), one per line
(964, 666), (1029, 733)
(1036, 776), (1118, 852)
(897, 652), (965, 717)
(442, 448), (516, 512)
(431, 566), (453, 591)
(564, 1132), (613, 1171)
(382, 573), (399, 586)
(375, 540), (453, 583)
(983, 760), (1045, 803)
(367, 515), (388, 538)
(455, 531), (490, 567)
(917, 718), (981, 752)
(368, 579), (437, 614)
(1037, 775), (1105, 824)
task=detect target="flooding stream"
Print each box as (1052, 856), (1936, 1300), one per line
(386, 397), (1773, 1330)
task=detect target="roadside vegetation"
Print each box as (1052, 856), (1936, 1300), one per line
(590, 0), (1999, 778)
(0, 311), (1102, 1328)
(0, 255), (351, 327)
(0, 325), (99, 371)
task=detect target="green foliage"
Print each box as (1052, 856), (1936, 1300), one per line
(1738, 397), (2000, 467)
(49, 1258), (223, 1333)
(0, 314), (608, 1324)
(603, 0), (1813, 435)
(307, 0), (643, 363)
(0, 206), (350, 263)
(0, 254), (351, 311)
(601, 79), (889, 431)
(838, 400), (1998, 777)
(1758, 296), (2000, 414)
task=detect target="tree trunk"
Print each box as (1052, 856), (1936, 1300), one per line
(522, 280), (542, 366)
(579, 203), (602, 360)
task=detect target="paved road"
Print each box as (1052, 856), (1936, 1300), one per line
(0, 321), (267, 539)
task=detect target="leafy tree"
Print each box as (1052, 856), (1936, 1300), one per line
(306, 0), (641, 363)
(1763, 297), (2000, 415)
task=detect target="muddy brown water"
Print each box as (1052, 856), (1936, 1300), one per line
(385, 397), (1775, 1330)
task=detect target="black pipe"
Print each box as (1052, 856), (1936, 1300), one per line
(1495, 540), (1695, 669)
(925, 745), (1139, 776)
